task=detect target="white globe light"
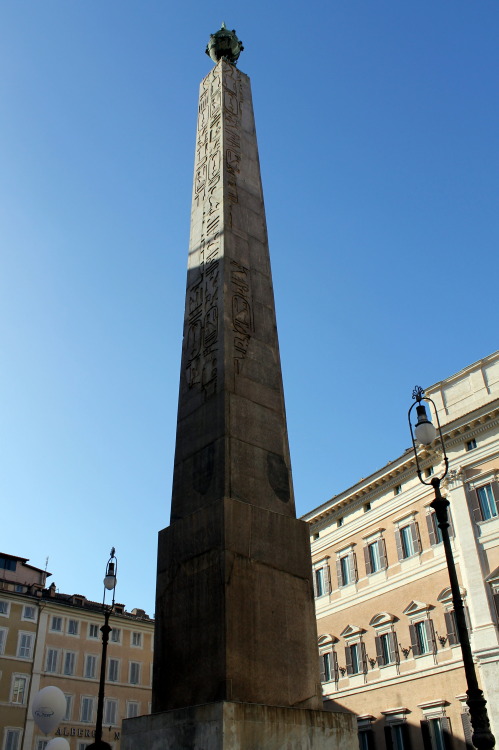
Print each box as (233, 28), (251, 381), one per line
(415, 420), (437, 445)
(46, 739), (71, 750)
(32, 686), (66, 734)
(104, 574), (117, 590)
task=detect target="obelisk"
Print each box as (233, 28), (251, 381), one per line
(122, 26), (356, 749)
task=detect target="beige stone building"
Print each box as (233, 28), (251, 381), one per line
(304, 351), (499, 750)
(0, 553), (153, 750)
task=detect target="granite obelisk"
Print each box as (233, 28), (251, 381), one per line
(122, 26), (356, 749)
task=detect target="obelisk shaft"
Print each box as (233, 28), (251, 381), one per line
(152, 60), (322, 713)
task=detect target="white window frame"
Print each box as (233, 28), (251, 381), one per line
(80, 696), (94, 723)
(312, 558), (331, 598)
(0, 600), (10, 617)
(394, 513), (421, 560)
(36, 740), (49, 750)
(84, 653), (97, 679)
(317, 634), (338, 685)
(403, 601), (437, 657)
(336, 546), (357, 588)
(45, 647), (60, 673)
(63, 650), (77, 676)
(369, 612), (399, 669)
(129, 661), (141, 685)
(108, 658), (120, 682)
(131, 631), (142, 648)
(17, 631), (33, 659)
(340, 624), (367, 676)
(67, 619), (79, 636)
(63, 694), (73, 721)
(88, 623), (99, 639)
(3, 727), (22, 750)
(50, 616), (63, 632)
(22, 605), (36, 622)
(126, 701), (139, 718)
(0, 626), (7, 655)
(10, 673), (29, 704)
(110, 627), (121, 643)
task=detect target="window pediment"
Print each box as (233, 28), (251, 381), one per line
(318, 633), (338, 646)
(403, 600), (432, 617)
(437, 586), (466, 603)
(369, 612), (397, 628)
(340, 624), (365, 639)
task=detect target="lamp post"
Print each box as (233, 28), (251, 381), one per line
(87, 548), (117, 750)
(408, 387), (495, 750)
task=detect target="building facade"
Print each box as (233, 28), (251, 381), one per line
(304, 352), (499, 750)
(0, 553), (153, 750)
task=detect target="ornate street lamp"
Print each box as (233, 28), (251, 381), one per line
(408, 387), (495, 750)
(87, 548), (117, 750)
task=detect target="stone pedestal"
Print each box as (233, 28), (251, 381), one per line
(122, 701), (357, 750)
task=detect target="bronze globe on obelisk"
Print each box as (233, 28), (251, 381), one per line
(122, 27), (356, 749)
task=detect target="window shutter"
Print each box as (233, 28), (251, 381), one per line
(360, 640), (367, 673)
(389, 631), (399, 664)
(345, 645), (353, 675)
(312, 570), (318, 598)
(441, 717), (453, 750)
(323, 563), (331, 594)
(336, 558), (343, 588)
(332, 650), (339, 682)
(384, 726), (394, 750)
(364, 545), (372, 576)
(491, 481), (499, 514)
(445, 610), (458, 645)
(350, 552), (358, 583)
(463, 605), (472, 632)
(467, 487), (483, 523)
(493, 592), (499, 620)
(461, 711), (474, 750)
(395, 529), (404, 560)
(409, 623), (420, 656)
(411, 521), (421, 554)
(379, 538), (388, 569)
(426, 513), (437, 546)
(420, 720), (432, 750)
(319, 654), (326, 682)
(425, 618), (437, 654)
(375, 635), (384, 666)
(447, 508), (455, 538)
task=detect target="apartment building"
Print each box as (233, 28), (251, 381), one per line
(0, 553), (153, 750)
(303, 352), (499, 750)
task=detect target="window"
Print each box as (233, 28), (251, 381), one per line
(4, 729), (21, 750)
(51, 616), (63, 632)
(36, 741), (49, 750)
(127, 701), (139, 718)
(0, 556), (17, 571)
(364, 539), (387, 575)
(444, 607), (471, 645)
(358, 730), (375, 750)
(313, 564), (331, 597)
(364, 502), (371, 512)
(394, 484), (402, 496)
(466, 439), (477, 451)
(396, 521), (421, 560)
(0, 600), (10, 616)
(85, 654), (97, 678)
(68, 619), (79, 635)
(0, 627), (7, 655)
(345, 642), (366, 675)
(473, 484), (499, 522)
(63, 651), (76, 675)
(63, 694), (73, 721)
(385, 722), (411, 750)
(23, 606), (36, 621)
(420, 714), (453, 750)
(410, 619), (436, 656)
(425, 466), (434, 478)
(80, 696), (94, 722)
(312, 532), (319, 540)
(336, 551), (357, 587)
(108, 658), (119, 682)
(129, 661), (141, 685)
(88, 623), (99, 639)
(337, 517), (344, 527)
(104, 698), (118, 725)
(131, 631), (142, 647)
(46, 648), (59, 673)
(17, 632), (33, 659)
(110, 627), (121, 643)
(426, 509), (454, 545)
(12, 675), (28, 704)
(375, 631), (399, 666)
(320, 650), (338, 683)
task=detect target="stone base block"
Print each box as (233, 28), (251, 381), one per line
(121, 701), (357, 750)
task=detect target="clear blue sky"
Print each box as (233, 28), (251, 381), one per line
(1, 2), (498, 616)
